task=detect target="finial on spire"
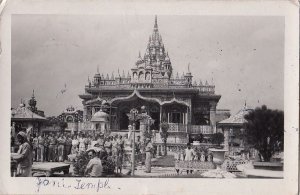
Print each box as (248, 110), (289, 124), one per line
(97, 65), (99, 73)
(154, 15), (158, 29)
(198, 79), (202, 85)
(244, 100), (247, 107)
(32, 89), (35, 98)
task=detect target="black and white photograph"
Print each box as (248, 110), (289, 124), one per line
(0, 0), (298, 194)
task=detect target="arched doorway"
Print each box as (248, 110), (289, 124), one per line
(111, 93), (160, 131)
(119, 107), (130, 130)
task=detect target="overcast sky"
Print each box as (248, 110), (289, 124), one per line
(11, 15), (284, 117)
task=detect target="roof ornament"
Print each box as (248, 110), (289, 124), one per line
(111, 71), (114, 80)
(187, 63), (191, 73)
(199, 79), (203, 85)
(181, 72), (185, 79)
(122, 70), (125, 78)
(97, 65), (99, 73)
(154, 15), (158, 31)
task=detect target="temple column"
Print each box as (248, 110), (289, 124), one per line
(83, 104), (87, 122)
(186, 107), (188, 132)
(209, 101), (217, 134)
(92, 107), (95, 116)
(139, 119), (147, 146)
(159, 105), (162, 131)
(223, 127), (229, 151)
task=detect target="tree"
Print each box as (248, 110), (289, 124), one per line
(159, 122), (169, 156)
(244, 105), (284, 162)
(211, 132), (224, 146)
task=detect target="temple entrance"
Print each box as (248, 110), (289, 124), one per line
(111, 95), (160, 131)
(163, 102), (188, 124)
(120, 111), (130, 130)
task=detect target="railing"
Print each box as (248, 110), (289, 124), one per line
(167, 123), (212, 134)
(79, 121), (93, 130)
(153, 143), (220, 154)
(190, 125), (212, 134)
(168, 123), (187, 132)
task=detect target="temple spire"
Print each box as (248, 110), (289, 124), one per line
(154, 15), (158, 31)
(32, 89), (35, 98)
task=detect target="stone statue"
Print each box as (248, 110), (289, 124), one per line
(200, 153), (206, 162)
(207, 153), (213, 162)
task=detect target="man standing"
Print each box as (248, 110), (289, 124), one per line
(184, 143), (195, 174)
(64, 134), (72, 161)
(57, 134), (65, 162)
(12, 131), (33, 177)
(144, 138), (153, 173)
(135, 136), (141, 163)
(37, 133), (45, 162)
(48, 134), (57, 162)
(32, 134), (39, 161)
(84, 149), (103, 177)
(43, 135), (50, 162)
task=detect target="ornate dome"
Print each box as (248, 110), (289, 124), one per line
(91, 109), (109, 122)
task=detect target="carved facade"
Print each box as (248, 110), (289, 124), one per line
(79, 16), (222, 143)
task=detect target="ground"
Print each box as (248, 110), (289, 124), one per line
(152, 155), (175, 167)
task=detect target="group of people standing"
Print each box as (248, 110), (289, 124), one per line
(28, 132), (73, 162)
(174, 143), (214, 162)
(11, 129), (150, 177)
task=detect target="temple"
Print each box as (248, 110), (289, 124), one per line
(79, 16), (224, 144)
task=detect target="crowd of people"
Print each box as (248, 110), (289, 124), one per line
(11, 130), (144, 177)
(174, 143), (214, 162)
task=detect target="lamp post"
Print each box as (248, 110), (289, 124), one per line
(128, 108), (139, 176)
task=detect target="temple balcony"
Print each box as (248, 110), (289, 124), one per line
(192, 85), (215, 94)
(168, 123), (188, 132)
(190, 125), (213, 134)
(167, 123), (213, 134)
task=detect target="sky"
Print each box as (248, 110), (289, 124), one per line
(11, 15), (284, 117)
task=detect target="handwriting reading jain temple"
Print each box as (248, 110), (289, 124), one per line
(79, 16), (228, 144)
